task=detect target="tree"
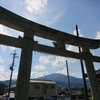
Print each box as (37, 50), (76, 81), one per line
(79, 87), (85, 95)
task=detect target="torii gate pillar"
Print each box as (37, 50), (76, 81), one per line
(82, 47), (100, 100)
(14, 29), (34, 100)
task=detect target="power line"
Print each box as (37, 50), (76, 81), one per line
(0, 3), (75, 29)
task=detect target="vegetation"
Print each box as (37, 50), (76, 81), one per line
(79, 87), (85, 95)
(89, 97), (93, 100)
(59, 87), (69, 96)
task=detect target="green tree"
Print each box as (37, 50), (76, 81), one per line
(60, 90), (65, 96)
(89, 97), (93, 100)
(79, 87), (85, 95)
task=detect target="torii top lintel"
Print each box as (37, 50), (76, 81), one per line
(0, 6), (100, 49)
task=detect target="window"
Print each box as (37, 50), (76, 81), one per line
(51, 85), (55, 89)
(34, 86), (40, 89)
(46, 85), (49, 89)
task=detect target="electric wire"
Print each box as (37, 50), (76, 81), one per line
(0, 3), (75, 30)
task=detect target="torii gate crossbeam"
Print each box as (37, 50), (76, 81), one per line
(0, 6), (100, 100)
(0, 6), (100, 49)
(0, 34), (100, 62)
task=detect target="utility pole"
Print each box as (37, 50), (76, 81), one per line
(8, 50), (18, 100)
(44, 73), (47, 99)
(66, 60), (71, 100)
(76, 25), (89, 100)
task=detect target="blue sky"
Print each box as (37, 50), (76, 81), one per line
(0, 0), (100, 80)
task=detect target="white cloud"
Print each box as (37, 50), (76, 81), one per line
(0, 45), (15, 52)
(0, 65), (5, 73)
(0, 65), (18, 80)
(45, 12), (64, 26)
(0, 25), (8, 52)
(66, 46), (78, 62)
(12, 72), (18, 79)
(23, 0), (66, 27)
(0, 65), (10, 80)
(67, 45), (78, 53)
(24, 0), (48, 14)
(39, 56), (50, 65)
(66, 58), (77, 63)
(0, 76), (5, 80)
(70, 72), (82, 78)
(9, 47), (16, 50)
(67, 29), (83, 53)
(31, 71), (49, 78)
(0, 45), (6, 52)
(95, 31), (100, 39)
(0, 25), (15, 51)
(56, 67), (82, 78)
(73, 29), (84, 37)
(66, 29), (84, 63)
(0, 25), (12, 36)
(0, 56), (4, 63)
(18, 32), (23, 37)
(56, 67), (67, 75)
(67, 45), (79, 63)
(52, 56), (66, 67)
(34, 65), (45, 71)
(35, 37), (79, 68)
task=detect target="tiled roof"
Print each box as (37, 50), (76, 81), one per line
(30, 80), (57, 84)
(10, 80), (56, 88)
(96, 69), (100, 75)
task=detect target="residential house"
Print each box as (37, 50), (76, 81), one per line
(10, 80), (57, 99)
(96, 69), (100, 86)
(0, 83), (7, 95)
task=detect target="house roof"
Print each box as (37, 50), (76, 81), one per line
(10, 84), (16, 88)
(96, 69), (100, 75)
(85, 69), (100, 77)
(10, 80), (56, 88)
(30, 80), (57, 84)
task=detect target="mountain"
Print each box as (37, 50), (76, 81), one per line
(0, 73), (85, 88)
(35, 73), (84, 88)
(0, 80), (16, 86)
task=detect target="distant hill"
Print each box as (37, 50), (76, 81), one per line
(0, 80), (16, 86)
(0, 73), (85, 88)
(35, 73), (84, 88)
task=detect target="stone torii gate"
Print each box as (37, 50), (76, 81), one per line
(0, 6), (100, 100)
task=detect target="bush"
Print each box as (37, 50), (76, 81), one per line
(89, 97), (93, 100)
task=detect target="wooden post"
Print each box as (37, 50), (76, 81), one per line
(14, 29), (34, 100)
(82, 47), (100, 100)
